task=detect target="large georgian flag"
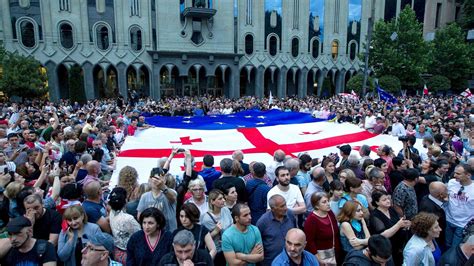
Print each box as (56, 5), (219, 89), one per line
(110, 110), (408, 187)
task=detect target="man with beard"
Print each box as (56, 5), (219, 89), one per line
(295, 154), (312, 195)
(0, 216), (57, 265)
(272, 228), (318, 265)
(23, 194), (62, 246)
(267, 166), (306, 215)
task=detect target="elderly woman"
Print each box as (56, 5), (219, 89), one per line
(126, 207), (173, 265)
(184, 178), (208, 215)
(58, 205), (102, 266)
(200, 189), (233, 265)
(108, 187), (141, 264)
(337, 201), (370, 253)
(403, 212), (442, 266)
(304, 192), (342, 265)
(173, 203), (217, 259)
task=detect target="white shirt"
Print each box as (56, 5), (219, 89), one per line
(446, 179), (474, 228)
(266, 184), (304, 210)
(364, 115), (376, 130)
(266, 161), (283, 183)
(391, 122), (407, 137)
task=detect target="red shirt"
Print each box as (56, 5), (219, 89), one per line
(304, 211), (342, 259)
(127, 125), (137, 136)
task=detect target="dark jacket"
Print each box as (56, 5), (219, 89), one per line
(419, 195), (447, 250)
(126, 230), (173, 266)
(438, 245), (470, 266)
(199, 167), (221, 192)
(158, 249), (214, 266)
(343, 249), (395, 266)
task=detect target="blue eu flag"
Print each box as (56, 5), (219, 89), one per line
(377, 85), (397, 104)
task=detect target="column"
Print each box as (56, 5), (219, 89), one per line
(317, 70), (326, 97)
(45, 61), (59, 102)
(277, 67), (287, 99)
(151, 61), (161, 100)
(230, 65), (240, 99)
(116, 63), (128, 100)
(255, 66), (265, 98)
(82, 62), (95, 100)
(298, 68), (308, 98)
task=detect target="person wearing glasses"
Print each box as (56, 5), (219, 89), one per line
(81, 231), (121, 266)
(184, 178), (208, 215)
(57, 205), (102, 266)
(136, 167), (177, 232)
(445, 163), (474, 249)
(338, 201), (370, 253)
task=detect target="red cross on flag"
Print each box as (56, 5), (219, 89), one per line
(110, 110), (414, 186)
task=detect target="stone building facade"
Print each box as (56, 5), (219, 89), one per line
(0, 0), (460, 101)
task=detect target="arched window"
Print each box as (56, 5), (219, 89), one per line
(60, 23), (74, 49)
(96, 24), (110, 50)
(331, 40), (339, 60)
(245, 34), (254, 55)
(20, 20), (36, 48)
(130, 26), (142, 51)
(312, 39), (320, 58)
(269, 36), (277, 56)
(349, 41), (357, 61)
(291, 38), (299, 58)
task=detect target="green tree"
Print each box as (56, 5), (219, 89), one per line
(68, 65), (86, 104)
(427, 75), (451, 92)
(370, 7), (431, 90)
(346, 73), (374, 94)
(378, 75), (401, 93)
(462, 0), (474, 30)
(430, 23), (474, 89)
(0, 50), (47, 98)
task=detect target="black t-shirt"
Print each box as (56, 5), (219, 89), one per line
(172, 225), (210, 251)
(212, 175), (247, 203)
(2, 239), (57, 265)
(33, 208), (62, 241)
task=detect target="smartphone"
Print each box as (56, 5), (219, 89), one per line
(177, 148), (185, 153)
(3, 168), (7, 175)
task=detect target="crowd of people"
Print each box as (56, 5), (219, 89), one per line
(0, 93), (473, 265)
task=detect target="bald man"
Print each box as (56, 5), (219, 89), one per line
(267, 149), (286, 183)
(82, 181), (111, 233)
(79, 160), (108, 187)
(272, 228), (319, 265)
(419, 181), (447, 249)
(232, 150), (250, 175)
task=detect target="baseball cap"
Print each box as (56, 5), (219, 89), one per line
(338, 144), (352, 155)
(7, 216), (32, 233)
(84, 232), (114, 254)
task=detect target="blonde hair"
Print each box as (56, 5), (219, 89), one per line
(188, 178), (205, 189)
(118, 166), (139, 201)
(63, 205), (88, 224)
(428, 145), (442, 158)
(4, 181), (24, 199)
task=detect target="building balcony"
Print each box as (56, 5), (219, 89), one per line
(182, 7), (216, 20)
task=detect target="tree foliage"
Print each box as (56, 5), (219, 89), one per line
(378, 75), (401, 93)
(370, 7), (431, 90)
(430, 23), (474, 90)
(462, 0), (474, 30)
(346, 73), (374, 94)
(427, 75), (451, 92)
(0, 47), (48, 98)
(68, 65), (86, 104)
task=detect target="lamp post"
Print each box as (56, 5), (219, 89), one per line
(362, 0), (376, 96)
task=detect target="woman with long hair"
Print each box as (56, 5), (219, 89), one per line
(200, 189), (233, 265)
(304, 192), (342, 265)
(57, 205), (102, 266)
(337, 201), (370, 253)
(126, 207), (173, 265)
(126, 183), (150, 219)
(117, 166), (139, 202)
(173, 203), (217, 259)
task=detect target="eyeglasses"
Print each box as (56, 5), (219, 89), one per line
(458, 186), (465, 196)
(191, 188), (204, 192)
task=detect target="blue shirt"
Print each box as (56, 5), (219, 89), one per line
(256, 210), (297, 266)
(338, 194), (369, 209)
(82, 200), (106, 224)
(199, 167), (221, 192)
(272, 249), (319, 266)
(246, 178), (271, 224)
